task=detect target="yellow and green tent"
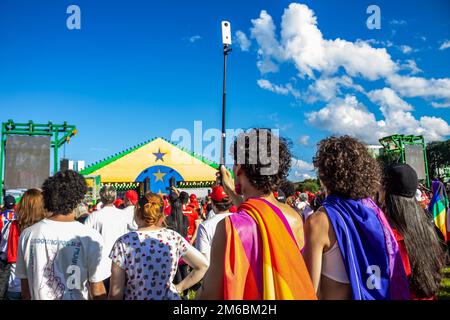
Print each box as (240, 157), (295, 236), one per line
(80, 137), (219, 194)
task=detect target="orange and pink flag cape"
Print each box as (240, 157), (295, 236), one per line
(223, 198), (317, 300)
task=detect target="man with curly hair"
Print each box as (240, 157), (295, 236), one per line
(15, 170), (111, 300)
(302, 136), (409, 300)
(197, 128), (316, 300)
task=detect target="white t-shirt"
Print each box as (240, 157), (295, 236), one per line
(15, 219), (111, 300)
(122, 205), (138, 231)
(206, 210), (215, 220)
(295, 200), (308, 212)
(195, 212), (232, 262)
(84, 205), (129, 264)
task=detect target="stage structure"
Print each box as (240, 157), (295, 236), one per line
(379, 134), (430, 187)
(80, 137), (219, 196)
(0, 120), (77, 203)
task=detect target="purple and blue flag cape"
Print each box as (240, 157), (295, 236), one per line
(323, 195), (410, 300)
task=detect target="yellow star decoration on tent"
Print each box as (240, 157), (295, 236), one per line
(153, 169), (166, 182)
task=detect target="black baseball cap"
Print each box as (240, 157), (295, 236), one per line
(386, 163), (418, 198)
(3, 195), (16, 209)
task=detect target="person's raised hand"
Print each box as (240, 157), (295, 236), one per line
(170, 187), (179, 196)
(219, 165), (235, 196)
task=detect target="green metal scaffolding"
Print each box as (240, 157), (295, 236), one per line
(379, 134), (430, 187)
(0, 120), (77, 204)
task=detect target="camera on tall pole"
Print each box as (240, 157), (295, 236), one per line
(220, 21), (232, 168)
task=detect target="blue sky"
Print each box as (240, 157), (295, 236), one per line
(0, 0), (449, 181)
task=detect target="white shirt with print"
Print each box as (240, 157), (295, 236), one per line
(15, 219), (111, 300)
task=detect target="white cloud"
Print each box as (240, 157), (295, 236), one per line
(416, 117), (450, 141)
(288, 170), (314, 182)
(250, 10), (285, 74)
(306, 75), (364, 102)
(387, 74), (450, 100)
(306, 92), (450, 143)
(368, 88), (450, 141)
(431, 101), (450, 108)
(439, 40), (450, 50)
(250, 4), (398, 80)
(250, 3), (450, 102)
(368, 87), (413, 112)
(297, 135), (310, 146)
(401, 59), (422, 75)
(293, 172), (313, 181)
(399, 45), (413, 54)
(290, 158), (316, 181)
(235, 30), (251, 51)
(248, 3), (450, 142)
(188, 35), (201, 43)
(257, 79), (300, 98)
(363, 39), (394, 48)
(306, 95), (383, 143)
(368, 88), (418, 134)
(292, 158), (314, 171)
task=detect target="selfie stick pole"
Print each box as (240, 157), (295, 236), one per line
(221, 44), (232, 166)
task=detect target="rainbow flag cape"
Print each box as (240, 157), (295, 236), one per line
(429, 180), (449, 242)
(223, 198), (317, 300)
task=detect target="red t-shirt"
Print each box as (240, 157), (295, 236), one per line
(182, 204), (199, 240)
(163, 199), (171, 216)
(7, 220), (19, 263)
(392, 229), (411, 276)
(393, 228), (436, 300)
(0, 211), (19, 263)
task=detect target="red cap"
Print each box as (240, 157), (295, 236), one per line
(124, 190), (138, 205)
(190, 194), (197, 200)
(114, 198), (124, 208)
(210, 185), (229, 202)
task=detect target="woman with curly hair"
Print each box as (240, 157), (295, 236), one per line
(197, 128), (316, 300)
(303, 136), (409, 300)
(15, 170), (111, 300)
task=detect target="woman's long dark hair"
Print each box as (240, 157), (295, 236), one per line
(166, 192), (189, 238)
(385, 194), (446, 298)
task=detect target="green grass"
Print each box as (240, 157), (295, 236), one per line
(186, 289), (197, 300)
(438, 267), (450, 300)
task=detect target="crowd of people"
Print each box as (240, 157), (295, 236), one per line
(0, 129), (449, 300)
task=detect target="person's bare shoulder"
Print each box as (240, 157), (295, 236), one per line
(304, 207), (331, 249)
(305, 207), (328, 230)
(276, 202), (305, 247)
(277, 201), (302, 221)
